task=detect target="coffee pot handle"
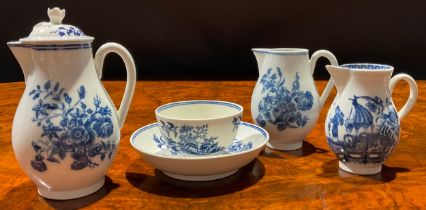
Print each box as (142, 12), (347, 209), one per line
(94, 43), (137, 128)
(309, 50), (338, 107)
(389, 73), (418, 120)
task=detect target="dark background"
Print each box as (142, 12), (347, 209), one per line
(1, 0), (425, 82)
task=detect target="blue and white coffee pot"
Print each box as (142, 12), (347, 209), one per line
(8, 7), (136, 199)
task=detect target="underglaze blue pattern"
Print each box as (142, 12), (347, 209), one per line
(29, 81), (115, 172)
(130, 122), (263, 157)
(233, 116), (241, 132)
(327, 96), (400, 164)
(52, 26), (84, 37)
(156, 121), (224, 155)
(341, 64), (391, 70)
(153, 137), (252, 156)
(225, 140), (253, 153)
(256, 68), (314, 131)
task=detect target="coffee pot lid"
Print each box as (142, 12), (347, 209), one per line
(19, 7), (94, 44)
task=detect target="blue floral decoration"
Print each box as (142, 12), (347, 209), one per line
(155, 121), (224, 155)
(225, 140), (253, 153)
(52, 26), (84, 37)
(154, 136), (252, 156)
(327, 96), (400, 164)
(29, 80), (115, 172)
(256, 68), (314, 131)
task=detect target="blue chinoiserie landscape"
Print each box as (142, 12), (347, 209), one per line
(232, 115), (242, 132)
(256, 67), (314, 131)
(29, 81), (116, 172)
(327, 95), (400, 164)
(155, 121), (224, 155)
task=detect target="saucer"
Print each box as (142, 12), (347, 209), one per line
(130, 121), (268, 181)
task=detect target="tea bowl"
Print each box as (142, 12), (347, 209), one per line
(155, 100), (243, 156)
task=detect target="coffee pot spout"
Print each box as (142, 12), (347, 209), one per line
(326, 65), (350, 94)
(8, 41), (31, 82)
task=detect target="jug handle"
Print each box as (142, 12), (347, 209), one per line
(94, 43), (137, 128)
(389, 73), (418, 120)
(309, 50), (338, 107)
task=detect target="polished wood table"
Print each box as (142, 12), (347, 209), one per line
(0, 81), (425, 209)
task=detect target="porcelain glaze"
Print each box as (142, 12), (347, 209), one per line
(251, 48), (338, 150)
(130, 122), (268, 181)
(325, 63), (418, 175)
(155, 100), (243, 155)
(8, 7), (136, 199)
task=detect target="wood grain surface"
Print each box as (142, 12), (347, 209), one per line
(0, 81), (424, 209)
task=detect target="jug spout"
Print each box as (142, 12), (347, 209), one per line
(8, 41), (31, 81)
(326, 65), (350, 94)
(252, 48), (268, 74)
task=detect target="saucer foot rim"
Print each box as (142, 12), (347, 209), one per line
(162, 170), (238, 181)
(339, 161), (382, 175)
(267, 141), (303, 151)
(38, 177), (105, 200)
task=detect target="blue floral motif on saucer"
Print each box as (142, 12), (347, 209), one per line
(153, 135), (253, 157)
(130, 121), (268, 181)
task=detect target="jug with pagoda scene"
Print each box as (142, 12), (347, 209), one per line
(325, 63), (418, 175)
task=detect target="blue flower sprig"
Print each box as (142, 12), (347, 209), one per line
(52, 26), (85, 37)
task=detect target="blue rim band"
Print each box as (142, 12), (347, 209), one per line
(252, 48), (308, 55)
(156, 100), (242, 113)
(341, 63), (393, 70)
(7, 43), (92, 51)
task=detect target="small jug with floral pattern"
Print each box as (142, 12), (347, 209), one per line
(8, 7), (136, 199)
(251, 48), (338, 150)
